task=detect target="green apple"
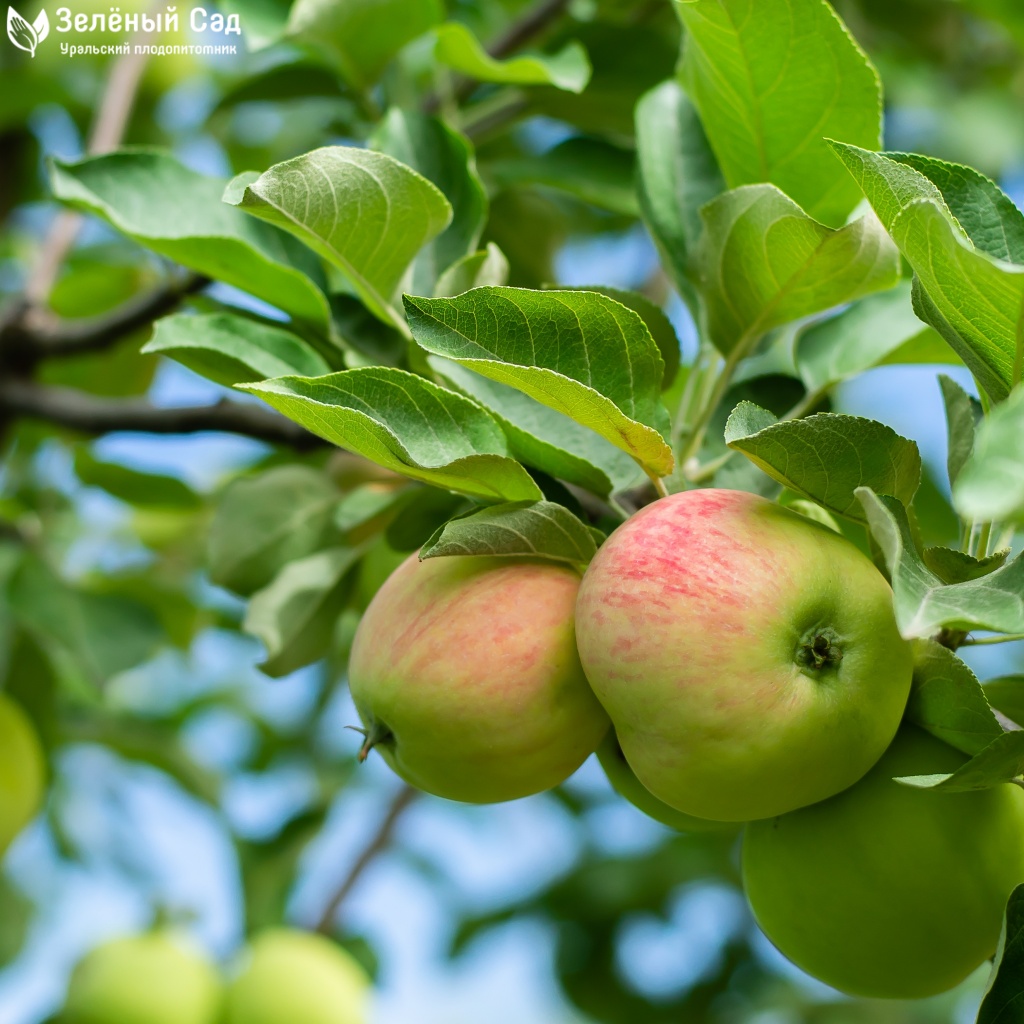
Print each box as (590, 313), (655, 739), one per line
(743, 725), (1024, 998)
(0, 693), (45, 853)
(62, 932), (222, 1024)
(597, 732), (734, 833)
(575, 489), (912, 821)
(223, 930), (369, 1024)
(349, 553), (609, 803)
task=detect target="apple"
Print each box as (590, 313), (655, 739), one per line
(597, 732), (734, 833)
(62, 932), (223, 1024)
(574, 489), (912, 821)
(743, 725), (1024, 998)
(222, 930), (369, 1024)
(0, 694), (45, 853)
(349, 553), (609, 803)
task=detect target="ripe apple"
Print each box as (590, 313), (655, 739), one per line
(349, 553), (609, 803)
(597, 732), (734, 833)
(574, 489), (912, 821)
(743, 725), (1024, 998)
(62, 932), (223, 1024)
(0, 693), (45, 853)
(222, 930), (369, 1024)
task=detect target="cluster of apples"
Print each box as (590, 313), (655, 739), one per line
(351, 488), (1024, 1000)
(58, 928), (369, 1024)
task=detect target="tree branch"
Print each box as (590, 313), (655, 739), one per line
(314, 785), (418, 935)
(0, 381), (323, 449)
(9, 274), (209, 362)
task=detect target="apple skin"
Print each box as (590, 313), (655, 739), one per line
(349, 553), (609, 803)
(62, 933), (223, 1024)
(0, 694), (45, 853)
(223, 930), (368, 1024)
(596, 732), (734, 833)
(574, 489), (912, 821)
(743, 725), (1024, 999)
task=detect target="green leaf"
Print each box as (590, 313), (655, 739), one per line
(371, 109), (487, 295)
(240, 367), (543, 503)
(635, 80), (724, 304)
(403, 288), (674, 477)
(244, 547), (360, 677)
(881, 152), (1024, 265)
(490, 138), (638, 217)
(49, 150), (331, 331)
(73, 449), (200, 509)
(431, 358), (642, 497)
(334, 484), (409, 540)
(434, 22), (591, 93)
(724, 404), (921, 521)
(0, 877), (31, 969)
(939, 373), (983, 489)
(976, 884), (1024, 1024)
(10, 558), (162, 687)
(985, 678), (1024, 730)
(922, 546), (1008, 584)
(796, 282), (948, 393)
(286, 0), (441, 89)
(954, 387), (1024, 525)
(226, 147), (452, 330)
(143, 313), (331, 388)
(434, 244), (510, 298)
(676, 0), (882, 227)
(697, 185), (900, 354)
(896, 730), (1024, 792)
(208, 465), (341, 597)
(857, 488), (1024, 637)
(904, 639), (1003, 756)
(572, 287), (680, 390)
(830, 143), (1024, 402)
(420, 501), (598, 566)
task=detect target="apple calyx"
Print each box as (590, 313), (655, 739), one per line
(796, 627), (844, 672)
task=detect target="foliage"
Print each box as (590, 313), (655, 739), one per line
(2, 0), (1024, 1019)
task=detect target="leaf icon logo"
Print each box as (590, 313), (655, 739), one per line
(7, 7), (48, 56)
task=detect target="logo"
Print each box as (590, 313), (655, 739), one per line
(7, 6), (48, 56)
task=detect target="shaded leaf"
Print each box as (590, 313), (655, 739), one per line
(939, 374), (983, 488)
(434, 244), (509, 298)
(245, 547), (361, 677)
(923, 546), (1009, 584)
(985, 678), (1024, 730)
(144, 313), (331, 387)
(371, 109), (487, 295)
(725, 404), (921, 521)
(896, 730), (1024, 792)
(73, 449), (200, 509)
(977, 884), (1024, 1024)
(286, 0), (442, 89)
(698, 185), (900, 354)
(49, 151), (330, 330)
(240, 367), (543, 503)
(421, 501), (597, 565)
(404, 288), (674, 477)
(435, 22), (591, 93)
(636, 79), (724, 304)
(905, 639), (1003, 756)
(954, 387), (1024, 525)
(857, 488), (1024, 637)
(208, 465), (340, 596)
(431, 358), (642, 497)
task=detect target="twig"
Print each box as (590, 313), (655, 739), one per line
(5, 275), (208, 363)
(0, 381), (323, 449)
(960, 633), (1024, 646)
(314, 785), (418, 935)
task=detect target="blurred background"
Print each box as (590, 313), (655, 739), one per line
(1, 0), (1023, 1020)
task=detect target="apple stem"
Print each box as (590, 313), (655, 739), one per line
(351, 721), (394, 762)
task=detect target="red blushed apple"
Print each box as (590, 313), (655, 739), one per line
(349, 553), (609, 803)
(575, 489), (912, 822)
